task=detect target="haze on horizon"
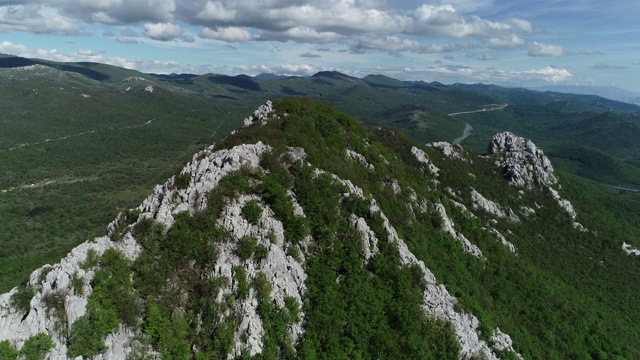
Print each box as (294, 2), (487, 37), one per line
(1, 0), (639, 92)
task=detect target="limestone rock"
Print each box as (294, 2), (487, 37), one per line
(435, 203), (484, 259)
(427, 141), (466, 160)
(243, 100), (274, 127)
(488, 132), (557, 189)
(346, 149), (374, 171)
(411, 146), (440, 175)
(489, 228), (517, 254)
(471, 189), (519, 222)
(622, 242), (640, 255)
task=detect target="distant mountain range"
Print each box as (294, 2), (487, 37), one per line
(528, 85), (640, 106)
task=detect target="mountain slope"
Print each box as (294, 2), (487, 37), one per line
(1, 98), (639, 359)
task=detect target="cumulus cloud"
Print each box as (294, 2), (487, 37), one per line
(528, 41), (566, 57)
(0, 4), (84, 35)
(522, 66), (572, 83)
(2, 1), (531, 57)
(299, 52), (321, 58)
(591, 63), (627, 70)
(412, 4), (524, 48)
(144, 22), (185, 41)
(54, 0), (176, 24)
(259, 26), (342, 43)
(479, 53), (495, 60)
(200, 26), (253, 42)
(511, 18), (533, 34)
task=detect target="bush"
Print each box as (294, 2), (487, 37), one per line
(254, 244), (269, 262)
(20, 333), (54, 360)
(0, 340), (19, 360)
(236, 236), (257, 261)
(10, 285), (35, 314)
(174, 172), (191, 190)
(71, 272), (84, 295)
(80, 249), (99, 270)
(233, 266), (250, 300)
(241, 199), (263, 225)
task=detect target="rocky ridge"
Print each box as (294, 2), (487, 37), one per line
(0, 103), (586, 360)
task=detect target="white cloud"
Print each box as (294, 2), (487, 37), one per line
(0, 4), (84, 35)
(144, 22), (184, 41)
(260, 26), (342, 43)
(528, 41), (567, 57)
(200, 26), (253, 42)
(511, 18), (533, 34)
(348, 35), (422, 53)
(479, 53), (495, 60)
(522, 66), (572, 83)
(54, 0), (176, 24)
(412, 4), (523, 48)
(194, 1), (236, 22)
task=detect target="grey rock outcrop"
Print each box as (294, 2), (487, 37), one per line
(622, 242), (640, 256)
(411, 146), (440, 176)
(435, 203), (485, 259)
(427, 141), (466, 161)
(471, 189), (519, 222)
(488, 132), (557, 189)
(243, 100), (274, 127)
(346, 149), (375, 171)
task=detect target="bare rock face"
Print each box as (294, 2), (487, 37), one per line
(411, 146), (440, 176)
(243, 100), (274, 127)
(488, 132), (557, 189)
(427, 141), (466, 161)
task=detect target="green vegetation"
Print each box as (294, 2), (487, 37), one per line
(19, 334), (54, 360)
(241, 199), (263, 225)
(9, 285), (35, 314)
(0, 334), (54, 360)
(68, 248), (138, 358)
(0, 340), (19, 360)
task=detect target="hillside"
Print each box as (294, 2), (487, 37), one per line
(1, 98), (640, 359)
(3, 54), (640, 298)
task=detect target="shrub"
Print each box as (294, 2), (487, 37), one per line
(252, 272), (272, 301)
(20, 333), (54, 360)
(232, 266), (250, 300)
(254, 244), (269, 263)
(241, 199), (263, 225)
(10, 286), (35, 314)
(0, 340), (19, 360)
(236, 236), (257, 261)
(71, 272), (84, 295)
(174, 172), (191, 190)
(80, 249), (99, 270)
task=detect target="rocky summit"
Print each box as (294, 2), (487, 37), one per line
(1, 98), (639, 359)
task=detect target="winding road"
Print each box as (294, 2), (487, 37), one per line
(453, 123), (473, 145)
(447, 103), (508, 117)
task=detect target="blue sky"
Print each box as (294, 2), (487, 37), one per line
(1, 0), (639, 92)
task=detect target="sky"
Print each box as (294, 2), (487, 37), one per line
(1, 0), (639, 92)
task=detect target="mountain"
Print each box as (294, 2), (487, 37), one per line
(3, 54), (640, 300)
(528, 85), (640, 106)
(1, 98), (640, 359)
